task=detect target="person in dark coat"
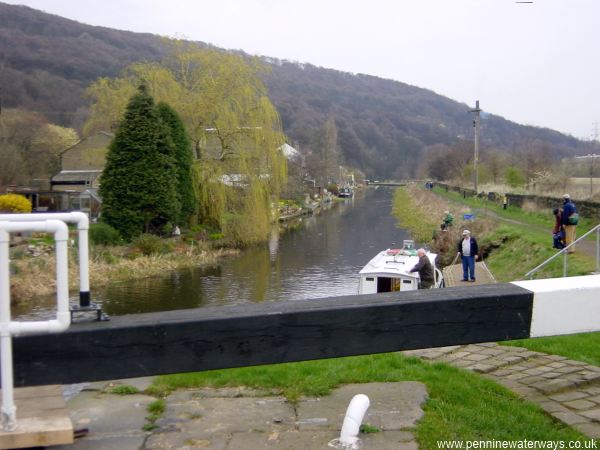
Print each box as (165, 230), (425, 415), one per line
(409, 248), (435, 289)
(457, 230), (479, 282)
(552, 208), (565, 249)
(560, 194), (577, 252)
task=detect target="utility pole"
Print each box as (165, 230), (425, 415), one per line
(469, 100), (481, 193)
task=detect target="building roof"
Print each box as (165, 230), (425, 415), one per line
(279, 143), (299, 159)
(51, 170), (102, 184)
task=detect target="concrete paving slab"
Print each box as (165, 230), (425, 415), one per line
(146, 382), (425, 449)
(296, 382), (427, 432)
(52, 390), (154, 449)
(56, 435), (146, 450)
(225, 429), (417, 450)
(146, 430), (231, 449)
(157, 396), (296, 434)
(65, 391), (155, 434)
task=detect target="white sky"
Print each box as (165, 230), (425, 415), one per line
(4, 0), (600, 140)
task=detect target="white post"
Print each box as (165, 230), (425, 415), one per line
(339, 394), (370, 446)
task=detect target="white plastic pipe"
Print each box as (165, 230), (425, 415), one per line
(0, 212), (90, 305)
(339, 394), (370, 446)
(0, 227), (16, 431)
(0, 220), (71, 335)
(0, 220), (71, 431)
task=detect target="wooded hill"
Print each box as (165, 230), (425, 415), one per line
(0, 2), (592, 179)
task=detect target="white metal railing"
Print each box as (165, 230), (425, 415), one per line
(524, 223), (600, 279)
(0, 219), (71, 431)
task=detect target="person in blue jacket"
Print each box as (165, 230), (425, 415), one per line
(560, 194), (578, 252)
(457, 229), (479, 282)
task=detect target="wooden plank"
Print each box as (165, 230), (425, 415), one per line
(9, 283), (533, 387)
(0, 385), (73, 449)
(443, 261), (496, 287)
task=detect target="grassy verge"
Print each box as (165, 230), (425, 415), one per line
(150, 354), (590, 448)
(481, 224), (593, 281)
(507, 333), (600, 367)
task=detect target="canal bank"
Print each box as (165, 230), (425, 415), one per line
(15, 187), (412, 319)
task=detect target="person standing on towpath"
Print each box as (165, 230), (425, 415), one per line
(457, 229), (478, 282)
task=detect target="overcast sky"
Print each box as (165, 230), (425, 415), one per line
(4, 0), (600, 140)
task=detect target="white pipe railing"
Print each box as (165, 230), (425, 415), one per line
(524, 223), (600, 279)
(0, 219), (71, 431)
(0, 212), (91, 306)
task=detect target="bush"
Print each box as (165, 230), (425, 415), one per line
(90, 223), (122, 246)
(505, 166), (526, 188)
(326, 184), (339, 195)
(131, 233), (172, 256)
(0, 194), (32, 213)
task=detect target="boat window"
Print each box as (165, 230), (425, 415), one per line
(366, 277), (374, 281)
(403, 280), (412, 285)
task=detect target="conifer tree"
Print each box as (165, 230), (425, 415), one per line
(156, 102), (196, 225)
(100, 84), (180, 240)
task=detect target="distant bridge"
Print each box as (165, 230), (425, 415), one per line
(366, 180), (407, 186)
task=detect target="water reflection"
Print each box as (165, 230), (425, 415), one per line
(14, 188), (408, 319)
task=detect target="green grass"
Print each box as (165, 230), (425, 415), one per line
(359, 423), (381, 434)
(504, 333), (600, 367)
(143, 399), (166, 432)
(109, 384), (140, 395)
(481, 225), (593, 281)
(150, 354), (589, 448)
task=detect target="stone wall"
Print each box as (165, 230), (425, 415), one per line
(435, 183), (600, 221)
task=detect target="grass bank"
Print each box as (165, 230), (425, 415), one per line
(9, 240), (237, 301)
(150, 354), (589, 448)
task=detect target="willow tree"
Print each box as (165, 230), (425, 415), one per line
(85, 40), (287, 243)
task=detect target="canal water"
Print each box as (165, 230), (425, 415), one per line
(15, 187), (409, 319)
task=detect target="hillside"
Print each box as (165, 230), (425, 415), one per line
(0, 2), (592, 178)
(0, 3), (165, 125)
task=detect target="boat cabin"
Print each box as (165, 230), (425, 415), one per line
(358, 240), (442, 294)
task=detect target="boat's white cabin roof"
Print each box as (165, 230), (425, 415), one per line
(359, 248), (437, 279)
